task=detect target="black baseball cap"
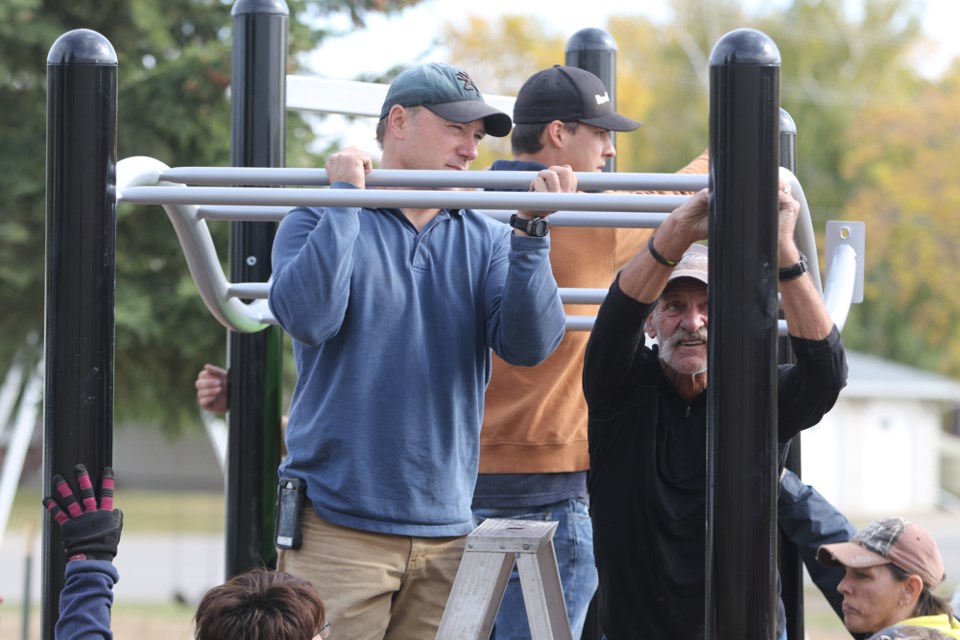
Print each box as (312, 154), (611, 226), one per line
(513, 65), (641, 132)
(379, 62), (512, 137)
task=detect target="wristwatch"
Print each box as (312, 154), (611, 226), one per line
(779, 252), (808, 282)
(509, 214), (549, 238)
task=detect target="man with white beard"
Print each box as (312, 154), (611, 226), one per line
(582, 181), (848, 639)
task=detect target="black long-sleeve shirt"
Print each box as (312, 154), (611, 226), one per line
(583, 276), (848, 639)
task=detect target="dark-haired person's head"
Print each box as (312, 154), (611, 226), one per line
(510, 65), (641, 172)
(818, 518), (954, 635)
(194, 569), (327, 640)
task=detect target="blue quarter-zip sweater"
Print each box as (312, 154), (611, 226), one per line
(269, 183), (565, 536)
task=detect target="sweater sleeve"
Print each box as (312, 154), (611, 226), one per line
(484, 231), (565, 367)
(268, 183), (362, 345)
(56, 560), (118, 640)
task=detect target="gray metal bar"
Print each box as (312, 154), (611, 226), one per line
(285, 74), (516, 118)
(783, 170), (823, 296)
(121, 186), (689, 212)
(118, 158), (858, 339)
(199, 204), (670, 228)
(161, 166), (708, 192)
(822, 244), (858, 332)
(116, 158), (272, 333)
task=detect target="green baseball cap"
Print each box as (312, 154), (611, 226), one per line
(379, 62), (512, 137)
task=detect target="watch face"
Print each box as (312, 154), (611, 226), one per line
(510, 214), (549, 237)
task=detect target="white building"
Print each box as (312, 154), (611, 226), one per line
(800, 350), (960, 517)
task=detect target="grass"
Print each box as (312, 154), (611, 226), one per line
(7, 489), (225, 535)
(1, 602), (197, 640)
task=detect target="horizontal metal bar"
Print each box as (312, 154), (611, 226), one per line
(161, 166), (709, 192)
(198, 205), (289, 222)
(117, 157), (862, 338)
(120, 186), (689, 212)
(558, 288), (607, 304)
(228, 283), (270, 299)
(223, 283), (609, 306)
(285, 75), (517, 118)
(197, 204), (667, 228)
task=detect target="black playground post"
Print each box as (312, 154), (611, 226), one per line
(776, 107), (805, 640)
(566, 28), (619, 172)
(226, 0), (288, 578)
(43, 29), (118, 640)
(568, 29), (618, 639)
(706, 29), (781, 640)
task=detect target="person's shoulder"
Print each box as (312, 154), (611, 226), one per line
(459, 208), (510, 234)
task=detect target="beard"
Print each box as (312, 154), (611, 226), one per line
(658, 326), (708, 375)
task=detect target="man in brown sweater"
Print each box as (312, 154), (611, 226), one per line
(475, 64), (706, 639)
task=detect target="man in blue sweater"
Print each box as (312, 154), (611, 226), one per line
(268, 62), (571, 639)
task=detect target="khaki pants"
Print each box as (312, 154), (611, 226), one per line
(278, 507), (466, 640)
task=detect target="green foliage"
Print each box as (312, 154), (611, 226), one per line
(441, 0), (957, 380)
(839, 70), (960, 377)
(0, 0), (420, 431)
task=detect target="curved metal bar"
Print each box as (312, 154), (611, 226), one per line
(781, 168), (824, 296)
(161, 166), (709, 192)
(117, 157), (272, 333)
(821, 244), (858, 332)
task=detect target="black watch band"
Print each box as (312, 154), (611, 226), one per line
(509, 214), (549, 238)
(779, 252), (808, 282)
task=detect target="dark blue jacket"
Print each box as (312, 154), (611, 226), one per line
(56, 560), (117, 639)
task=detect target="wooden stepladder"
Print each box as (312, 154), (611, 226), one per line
(436, 518), (573, 640)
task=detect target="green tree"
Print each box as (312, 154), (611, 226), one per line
(839, 67), (960, 377)
(441, 1), (927, 204)
(438, 1), (960, 379)
(0, 0), (419, 431)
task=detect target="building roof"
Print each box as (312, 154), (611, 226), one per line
(842, 351), (960, 403)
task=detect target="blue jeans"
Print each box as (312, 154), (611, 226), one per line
(473, 498), (597, 639)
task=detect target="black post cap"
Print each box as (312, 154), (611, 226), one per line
(565, 27), (618, 53)
(47, 29), (117, 66)
(709, 28), (780, 66)
(232, 0), (289, 17)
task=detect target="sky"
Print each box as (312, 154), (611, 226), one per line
(308, 0), (960, 81)
(302, 0), (960, 155)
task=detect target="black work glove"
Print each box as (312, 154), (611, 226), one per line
(43, 464), (123, 562)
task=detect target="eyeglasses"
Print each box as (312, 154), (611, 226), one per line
(315, 620), (331, 639)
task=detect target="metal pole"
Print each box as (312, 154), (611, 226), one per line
(565, 28), (618, 172)
(225, 0), (287, 577)
(776, 107), (804, 640)
(21, 522), (35, 640)
(43, 29), (117, 640)
(567, 29), (619, 639)
(706, 29), (781, 640)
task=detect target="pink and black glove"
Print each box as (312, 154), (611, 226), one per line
(43, 464), (123, 562)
